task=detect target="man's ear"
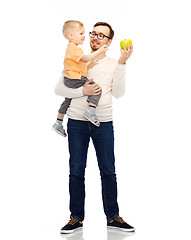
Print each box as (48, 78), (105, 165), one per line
(107, 39), (112, 46)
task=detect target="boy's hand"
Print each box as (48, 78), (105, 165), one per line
(98, 44), (108, 53)
(118, 44), (133, 64)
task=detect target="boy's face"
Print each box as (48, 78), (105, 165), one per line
(70, 26), (85, 45)
(90, 25), (112, 51)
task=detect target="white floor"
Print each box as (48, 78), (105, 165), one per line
(60, 228), (135, 240)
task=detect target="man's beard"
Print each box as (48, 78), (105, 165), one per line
(90, 40), (100, 51)
(91, 46), (99, 51)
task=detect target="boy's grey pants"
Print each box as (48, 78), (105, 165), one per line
(58, 76), (102, 114)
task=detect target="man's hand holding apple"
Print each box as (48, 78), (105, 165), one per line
(118, 43), (133, 64)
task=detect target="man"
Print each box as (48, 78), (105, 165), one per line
(55, 22), (134, 234)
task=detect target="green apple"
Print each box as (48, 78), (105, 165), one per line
(120, 39), (132, 50)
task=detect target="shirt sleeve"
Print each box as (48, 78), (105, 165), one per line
(66, 43), (84, 62)
(111, 64), (126, 98)
(54, 70), (84, 98)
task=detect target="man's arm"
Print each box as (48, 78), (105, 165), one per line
(112, 64), (126, 98)
(54, 71), (102, 98)
(112, 44), (133, 98)
(54, 71), (83, 98)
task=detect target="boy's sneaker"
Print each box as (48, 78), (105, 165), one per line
(107, 216), (135, 232)
(83, 110), (100, 127)
(52, 122), (67, 137)
(60, 216), (83, 234)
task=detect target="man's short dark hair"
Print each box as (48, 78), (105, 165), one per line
(93, 22), (114, 39)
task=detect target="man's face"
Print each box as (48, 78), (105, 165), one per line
(90, 25), (112, 51)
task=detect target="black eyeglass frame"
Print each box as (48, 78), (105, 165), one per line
(89, 31), (111, 40)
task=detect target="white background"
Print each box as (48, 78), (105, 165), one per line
(0, 0), (191, 240)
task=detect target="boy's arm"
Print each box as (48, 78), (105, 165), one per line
(87, 60), (98, 70)
(81, 44), (108, 63)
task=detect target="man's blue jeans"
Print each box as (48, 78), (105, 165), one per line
(67, 118), (119, 222)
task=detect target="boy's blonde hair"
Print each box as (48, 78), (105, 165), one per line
(63, 20), (84, 39)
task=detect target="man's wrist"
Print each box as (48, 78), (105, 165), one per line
(118, 58), (127, 64)
(118, 62), (127, 66)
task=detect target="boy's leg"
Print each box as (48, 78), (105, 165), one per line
(83, 88), (102, 127)
(64, 76), (101, 127)
(83, 105), (100, 127)
(64, 76), (102, 106)
(64, 76), (86, 89)
(52, 98), (71, 137)
(84, 91), (102, 127)
(53, 77), (85, 137)
(58, 112), (64, 121)
(86, 87), (102, 107)
(58, 98), (72, 115)
(80, 76), (102, 107)
(78, 76), (102, 127)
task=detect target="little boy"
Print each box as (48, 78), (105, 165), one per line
(52, 20), (108, 137)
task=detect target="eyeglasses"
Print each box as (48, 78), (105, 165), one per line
(89, 32), (111, 40)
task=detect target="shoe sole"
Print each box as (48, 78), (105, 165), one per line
(83, 114), (100, 127)
(107, 226), (135, 232)
(60, 226), (83, 234)
(51, 127), (67, 137)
